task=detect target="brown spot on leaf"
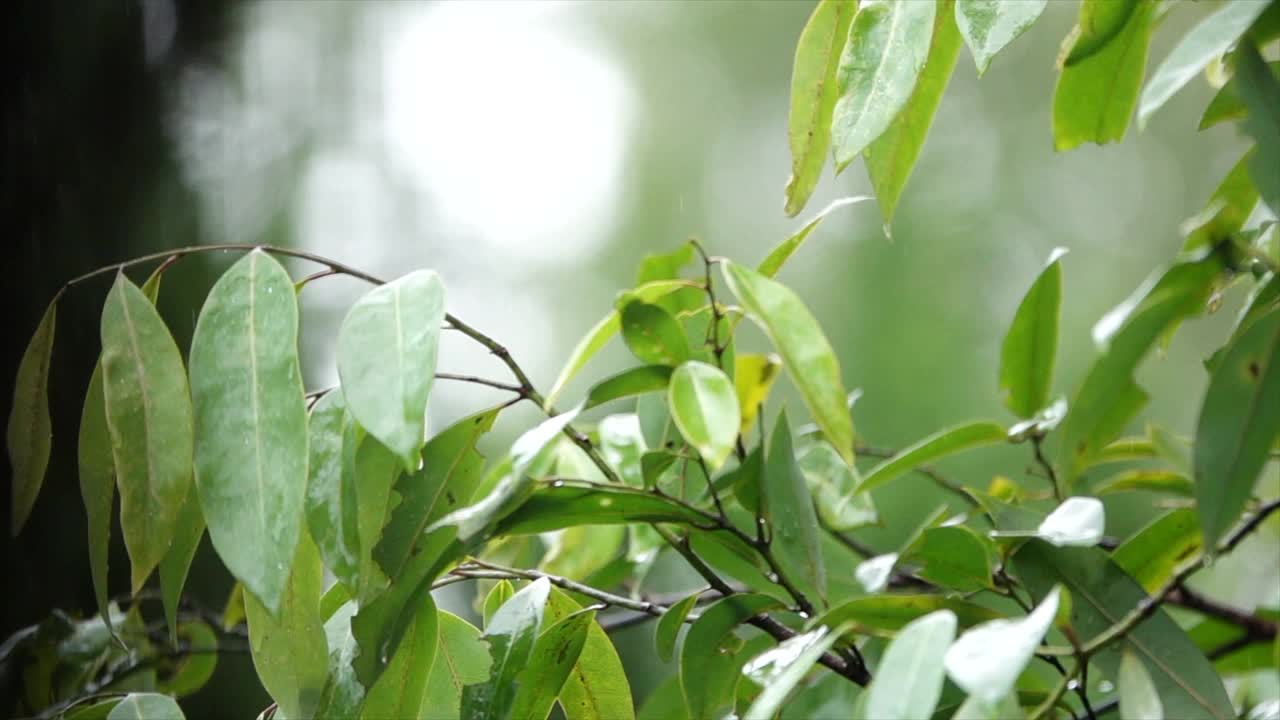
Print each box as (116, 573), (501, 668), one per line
(1247, 360), (1260, 380)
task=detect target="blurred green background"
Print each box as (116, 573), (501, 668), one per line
(4, 1), (1275, 717)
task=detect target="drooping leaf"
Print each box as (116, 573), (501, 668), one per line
(944, 587), (1060, 705)
(189, 250), (309, 615)
(1119, 648), (1164, 720)
(760, 196), (873, 278)
(741, 625), (848, 720)
(904, 525), (995, 592)
(158, 489), (204, 643)
(362, 593), (440, 720)
(244, 532), (328, 720)
(509, 609), (594, 720)
(461, 577), (551, 720)
(1052, 0), (1156, 151)
(864, 610), (956, 720)
(734, 353), (781, 436)
(784, 0), (857, 216)
(1034, 496), (1105, 547)
(799, 441), (877, 531)
(656, 591), (701, 664)
(817, 594), (1003, 636)
(337, 269), (445, 470)
(860, 421), (1006, 494)
(422, 612), (492, 720)
(764, 412), (827, 606)
(999, 249), (1066, 419)
(155, 620), (218, 698)
(78, 362), (117, 639)
(621, 300), (691, 367)
(1112, 508), (1201, 593)
(1235, 44), (1280, 219)
(584, 365), (673, 411)
(865, 0), (963, 228)
(955, 0), (1047, 75)
(1138, 0), (1270, 128)
(305, 392), (361, 592)
(1015, 542), (1234, 719)
(1199, 62), (1280, 130)
(680, 594), (783, 720)
(667, 361), (740, 471)
(1057, 254), (1224, 489)
(1194, 306), (1280, 553)
(722, 261), (854, 465)
(353, 434), (400, 602)
(495, 484), (707, 535)
(8, 297), (56, 535)
(832, 0), (936, 169)
(105, 693), (186, 720)
(546, 588), (635, 720)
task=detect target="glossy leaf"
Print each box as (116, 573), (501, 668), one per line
(423, 612), (492, 720)
(760, 196), (872, 278)
(1138, 0), (1270, 128)
(8, 297), (56, 535)
(1184, 151), (1259, 255)
(244, 533), (328, 720)
(1092, 468), (1192, 496)
(584, 365), (673, 411)
(1235, 45), (1280, 230)
(860, 421), (1006, 494)
(1120, 648), (1164, 720)
(483, 581), (515, 629)
(157, 621), (218, 698)
(1052, 0), (1156, 150)
(621, 300), (690, 366)
(78, 363), (117, 639)
(597, 413), (647, 487)
(999, 249), (1065, 419)
(158, 489), (204, 643)
(865, 0), (963, 228)
(722, 261), (854, 464)
(1034, 496), (1105, 547)
(1015, 542), (1234, 719)
(741, 625), (847, 720)
(799, 441), (877, 530)
(495, 484), (706, 535)
(353, 435), (400, 601)
(1063, 0), (1139, 66)
(1112, 508), (1201, 593)
(305, 392), (361, 591)
(546, 588), (635, 720)
(105, 693), (186, 720)
(854, 553), (898, 593)
(461, 577), (551, 720)
(1194, 306), (1280, 552)
(680, 594), (782, 720)
(864, 610), (956, 720)
(734, 353), (781, 436)
(765, 412), (827, 607)
(956, 0), (1047, 75)
(817, 594), (1003, 635)
(337, 269), (445, 470)
(189, 250), (309, 615)
(315, 601), (367, 719)
(98, 274), (194, 593)
(668, 361), (739, 471)
(509, 609), (594, 720)
(784, 0), (856, 216)
(363, 593), (440, 720)
(1199, 62), (1280, 130)
(904, 525), (995, 592)
(656, 594), (702, 667)
(832, 0), (936, 169)
(944, 587), (1059, 704)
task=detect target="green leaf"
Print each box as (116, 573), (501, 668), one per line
(1057, 254), (1224, 489)
(1112, 508), (1201, 593)
(1199, 62), (1280, 130)
(1235, 43), (1280, 216)
(1092, 468), (1193, 496)
(655, 591), (701, 664)
(764, 412), (827, 606)
(545, 280), (699, 408)
(741, 624), (848, 720)
(1062, 0), (1139, 66)
(461, 577), (551, 720)
(315, 601), (367, 719)
(638, 675), (689, 720)
(546, 588), (635, 720)
(817, 595), (1003, 636)
(353, 435), (400, 602)
(8, 297), (56, 535)
(667, 361), (740, 471)
(1184, 151), (1259, 255)
(943, 587), (1060, 705)
(495, 484), (707, 535)
(1015, 542), (1234, 719)
(860, 421), (1006, 494)
(189, 250), (309, 615)
(1138, 0), (1270, 128)
(510, 609), (594, 720)
(865, 0), (963, 228)
(304, 392), (361, 592)
(1052, 0), (1156, 151)
(65, 698), (125, 720)
(956, 0), (1047, 75)
(597, 414), (647, 487)
(584, 365), (673, 411)
(105, 693), (186, 720)
(637, 243), (696, 285)
(904, 525), (995, 592)
(484, 581), (515, 629)
(1194, 306), (1280, 552)
(621, 300), (690, 367)
(158, 489), (205, 643)
(337, 269), (445, 470)
(734, 353), (781, 436)
(799, 441), (877, 531)
(722, 261), (854, 465)
(78, 362), (117, 640)
(363, 593), (440, 720)
(540, 524), (626, 582)
(863, 610), (956, 720)
(423, 612), (492, 720)
(100, 273), (194, 593)
(952, 692), (1024, 720)
(999, 249), (1065, 419)
(244, 532), (328, 720)
(784, 0), (857, 216)
(691, 532), (783, 600)
(760, 196), (872, 278)
(680, 594), (783, 720)
(1119, 648), (1164, 720)
(832, 0), (936, 169)
(156, 621), (218, 698)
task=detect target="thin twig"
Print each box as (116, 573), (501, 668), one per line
(855, 444), (982, 510)
(1031, 436), (1063, 501)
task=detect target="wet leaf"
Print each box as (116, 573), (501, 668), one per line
(1112, 508), (1201, 593)
(8, 297), (56, 535)
(860, 421), (1006, 494)
(765, 412), (827, 607)
(944, 587), (1059, 704)
(956, 0), (1047, 75)
(158, 489), (204, 643)
(363, 593), (440, 720)
(668, 361), (739, 471)
(304, 392), (361, 591)
(741, 625), (847, 720)
(584, 365), (673, 411)
(864, 610), (956, 719)
(680, 594), (782, 719)
(509, 609), (594, 720)
(461, 577), (551, 720)
(656, 592), (701, 664)
(999, 249), (1065, 419)
(546, 588), (635, 720)
(734, 353), (781, 436)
